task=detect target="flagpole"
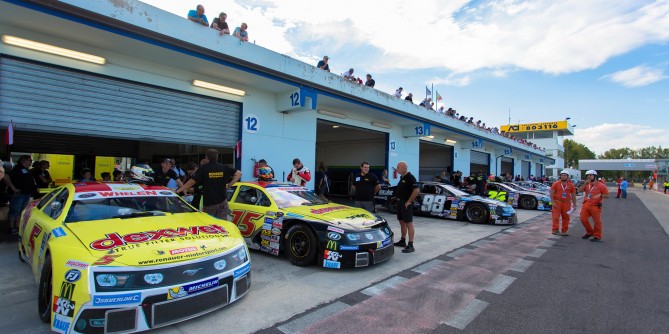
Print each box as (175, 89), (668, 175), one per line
(431, 83), (434, 110)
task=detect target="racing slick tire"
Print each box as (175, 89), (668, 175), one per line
(38, 253), (52, 323)
(285, 224), (317, 267)
(386, 197), (399, 214)
(519, 196), (538, 210)
(465, 203), (488, 224)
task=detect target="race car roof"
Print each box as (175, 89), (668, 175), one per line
(72, 182), (167, 193)
(244, 181), (305, 189)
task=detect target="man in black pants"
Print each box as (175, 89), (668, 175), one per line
(352, 161), (380, 213)
(393, 161), (419, 253)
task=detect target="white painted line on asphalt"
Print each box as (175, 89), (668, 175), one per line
(470, 239), (490, 247)
(277, 301), (350, 334)
(446, 247), (474, 258)
(443, 298), (489, 330)
(504, 228), (520, 233)
(510, 259), (534, 273)
(528, 248), (547, 258)
(484, 274), (516, 294)
(412, 259), (446, 274)
(361, 276), (408, 296)
(539, 239), (556, 248)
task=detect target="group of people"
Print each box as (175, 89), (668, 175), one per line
(187, 4), (249, 42)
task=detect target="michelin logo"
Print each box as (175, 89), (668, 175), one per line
(93, 292), (141, 306)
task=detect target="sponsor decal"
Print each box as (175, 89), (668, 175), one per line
(376, 237), (392, 249)
(53, 296), (75, 317)
(28, 224), (43, 254)
(264, 217), (274, 224)
(262, 223), (272, 230)
(271, 227), (281, 235)
(261, 234), (280, 243)
(153, 250), (166, 256)
(261, 229), (272, 236)
(92, 254), (121, 266)
(365, 233), (374, 240)
(325, 240), (338, 251)
(345, 213), (370, 219)
(234, 262), (251, 278)
(92, 292), (141, 306)
(59, 282), (75, 300)
(168, 277), (219, 300)
(310, 205), (348, 215)
(39, 232), (51, 258)
(327, 226), (345, 234)
(77, 193), (97, 199)
(64, 269), (81, 283)
(339, 245), (359, 251)
(265, 211), (276, 217)
(89, 225), (228, 250)
(182, 268), (203, 276)
(260, 239), (280, 249)
(324, 250), (343, 261)
(52, 227), (66, 238)
(272, 221), (283, 229)
(52, 314), (71, 334)
(260, 245), (279, 255)
(361, 220), (376, 226)
(170, 247), (198, 255)
(327, 232), (341, 240)
(323, 260), (341, 269)
(65, 260), (89, 269)
(285, 212), (303, 218)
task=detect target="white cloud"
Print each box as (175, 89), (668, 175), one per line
(601, 65), (666, 87)
(573, 123), (669, 155)
(140, 0), (669, 76)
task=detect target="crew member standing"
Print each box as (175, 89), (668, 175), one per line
(550, 170), (577, 236)
(393, 161), (419, 253)
(177, 149), (241, 221)
(615, 177), (622, 198)
(351, 162), (381, 213)
(578, 170), (609, 242)
(287, 158), (311, 186)
(664, 179), (669, 194)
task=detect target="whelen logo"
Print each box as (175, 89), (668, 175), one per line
(89, 225), (229, 250)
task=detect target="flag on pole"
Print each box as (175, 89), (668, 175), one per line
(425, 86), (431, 96)
(233, 140), (241, 159)
(436, 92), (443, 102)
(5, 120), (14, 146)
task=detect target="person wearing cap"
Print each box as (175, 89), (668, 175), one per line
(578, 170), (609, 242)
(550, 170), (577, 236)
(317, 56), (330, 72)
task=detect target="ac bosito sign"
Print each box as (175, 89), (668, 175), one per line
(93, 292), (141, 306)
(234, 262), (251, 278)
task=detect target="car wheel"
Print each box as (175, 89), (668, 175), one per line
(285, 224), (317, 267)
(387, 197), (399, 214)
(465, 203), (488, 224)
(519, 196), (538, 210)
(18, 249), (25, 263)
(38, 253), (52, 323)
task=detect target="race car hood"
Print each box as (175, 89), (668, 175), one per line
(65, 213), (243, 266)
(283, 204), (381, 231)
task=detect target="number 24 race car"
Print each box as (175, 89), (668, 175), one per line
(18, 182), (250, 334)
(226, 182), (394, 269)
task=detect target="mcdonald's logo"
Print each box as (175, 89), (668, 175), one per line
(60, 282), (75, 300)
(325, 240), (338, 251)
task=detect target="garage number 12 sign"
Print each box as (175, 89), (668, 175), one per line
(244, 114), (259, 133)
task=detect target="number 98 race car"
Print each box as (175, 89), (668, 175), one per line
(18, 182), (250, 334)
(227, 182), (394, 269)
(384, 181), (517, 224)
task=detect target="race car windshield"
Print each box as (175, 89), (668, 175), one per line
(266, 187), (328, 209)
(65, 196), (196, 223)
(441, 184), (470, 197)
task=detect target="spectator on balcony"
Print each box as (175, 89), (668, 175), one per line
(365, 74), (375, 88)
(211, 12), (230, 35)
(234, 23), (249, 42)
(343, 68), (357, 82)
(467, 117), (474, 125)
(394, 87), (403, 98)
(316, 56), (330, 72)
(187, 5), (209, 26)
(404, 92), (413, 102)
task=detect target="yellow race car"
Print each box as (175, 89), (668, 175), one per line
(18, 182), (250, 334)
(227, 182), (394, 269)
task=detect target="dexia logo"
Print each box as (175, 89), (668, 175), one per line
(90, 225), (228, 250)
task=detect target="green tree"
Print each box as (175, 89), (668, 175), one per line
(563, 139), (596, 169)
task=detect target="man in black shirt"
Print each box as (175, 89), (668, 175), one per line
(393, 161), (419, 253)
(4, 155), (37, 234)
(153, 158), (183, 191)
(177, 149), (241, 220)
(352, 162), (380, 213)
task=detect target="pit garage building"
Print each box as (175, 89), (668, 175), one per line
(0, 0), (551, 189)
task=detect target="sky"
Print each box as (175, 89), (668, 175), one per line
(139, 0), (669, 156)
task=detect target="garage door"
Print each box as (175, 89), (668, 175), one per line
(0, 57), (240, 147)
(470, 150), (490, 175)
(501, 157), (514, 176)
